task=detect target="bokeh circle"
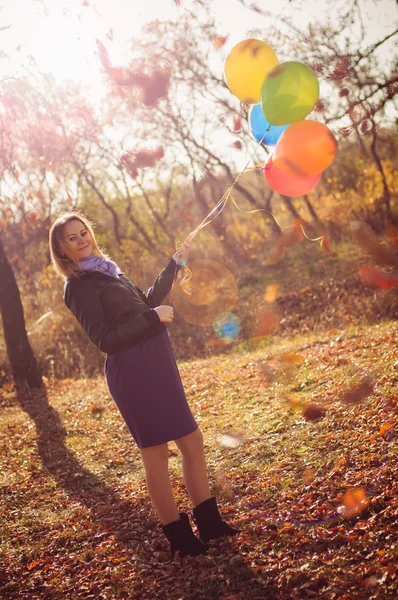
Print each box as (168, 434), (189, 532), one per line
(213, 312), (241, 340)
(173, 260), (239, 326)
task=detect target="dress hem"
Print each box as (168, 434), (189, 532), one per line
(137, 423), (199, 449)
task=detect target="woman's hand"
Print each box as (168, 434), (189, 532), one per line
(154, 305), (174, 323)
(173, 243), (190, 265)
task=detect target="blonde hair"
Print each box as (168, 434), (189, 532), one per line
(49, 211), (108, 279)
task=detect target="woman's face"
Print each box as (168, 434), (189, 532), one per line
(63, 219), (94, 261)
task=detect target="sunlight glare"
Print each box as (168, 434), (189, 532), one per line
(1, 0), (178, 98)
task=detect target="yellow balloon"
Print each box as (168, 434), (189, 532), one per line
(224, 39), (278, 104)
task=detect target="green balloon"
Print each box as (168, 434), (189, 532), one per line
(261, 61), (319, 126)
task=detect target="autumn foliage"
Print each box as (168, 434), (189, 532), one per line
(1, 320), (397, 598)
(0, 2), (397, 598)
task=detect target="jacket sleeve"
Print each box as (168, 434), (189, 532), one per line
(144, 258), (181, 308)
(64, 280), (160, 354)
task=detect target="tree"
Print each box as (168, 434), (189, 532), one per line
(0, 233), (42, 389)
(0, 49), (44, 388)
(0, 0), (397, 380)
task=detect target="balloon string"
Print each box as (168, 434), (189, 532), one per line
(182, 133), (267, 246)
(169, 187), (234, 300)
(231, 194), (332, 253)
(245, 164), (265, 171)
(183, 185), (234, 246)
(170, 132), (268, 298)
(230, 194), (295, 229)
(170, 194), (330, 301)
(230, 193), (270, 215)
(171, 187), (234, 298)
(299, 225), (323, 242)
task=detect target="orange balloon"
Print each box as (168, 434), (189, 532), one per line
(273, 120), (337, 176)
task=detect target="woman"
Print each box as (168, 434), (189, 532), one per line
(49, 211), (239, 559)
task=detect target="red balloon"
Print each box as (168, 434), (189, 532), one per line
(264, 157), (321, 196)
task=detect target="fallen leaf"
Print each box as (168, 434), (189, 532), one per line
(106, 28), (114, 41)
(96, 39), (112, 71)
(303, 403), (326, 421)
(287, 395), (302, 412)
(218, 433), (243, 448)
(380, 423), (394, 441)
(108, 67), (149, 87)
(264, 283), (279, 303)
(140, 70), (171, 106)
(352, 222), (398, 267)
(233, 117), (242, 133)
(211, 35), (228, 50)
(120, 147), (164, 178)
(303, 468), (315, 483)
(358, 265), (398, 290)
(279, 352), (304, 365)
(254, 306), (280, 337)
(338, 488), (368, 517)
(340, 379), (374, 405)
(320, 236), (337, 256)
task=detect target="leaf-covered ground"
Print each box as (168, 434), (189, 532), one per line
(1, 320), (397, 599)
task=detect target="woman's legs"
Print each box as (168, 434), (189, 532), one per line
(174, 428), (211, 508)
(139, 429), (210, 523)
(176, 431), (239, 544)
(139, 442), (179, 525)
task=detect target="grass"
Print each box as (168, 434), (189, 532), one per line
(1, 317), (397, 599)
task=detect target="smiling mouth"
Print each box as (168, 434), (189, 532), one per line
(78, 245), (90, 251)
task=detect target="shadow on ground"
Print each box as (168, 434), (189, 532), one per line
(7, 386), (272, 600)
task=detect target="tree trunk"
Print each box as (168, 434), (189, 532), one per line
(261, 190), (282, 235)
(370, 127), (392, 223)
(303, 194), (319, 222)
(280, 195), (302, 220)
(0, 235), (43, 389)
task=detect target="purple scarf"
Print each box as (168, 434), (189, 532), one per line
(80, 255), (122, 279)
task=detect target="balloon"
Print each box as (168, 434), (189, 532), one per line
(261, 61), (319, 125)
(264, 156), (321, 196)
(273, 120), (337, 176)
(224, 39), (278, 104)
(249, 104), (290, 146)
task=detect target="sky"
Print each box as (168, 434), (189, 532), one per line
(0, 0), (397, 101)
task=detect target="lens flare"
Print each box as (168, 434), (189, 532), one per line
(173, 259), (239, 326)
(213, 312), (241, 340)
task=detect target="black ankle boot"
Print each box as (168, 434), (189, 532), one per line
(162, 512), (208, 559)
(193, 496), (240, 544)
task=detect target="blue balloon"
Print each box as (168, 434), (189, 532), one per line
(249, 104), (290, 146)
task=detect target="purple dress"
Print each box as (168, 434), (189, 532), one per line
(105, 330), (198, 448)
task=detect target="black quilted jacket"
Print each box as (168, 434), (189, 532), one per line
(64, 258), (180, 354)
